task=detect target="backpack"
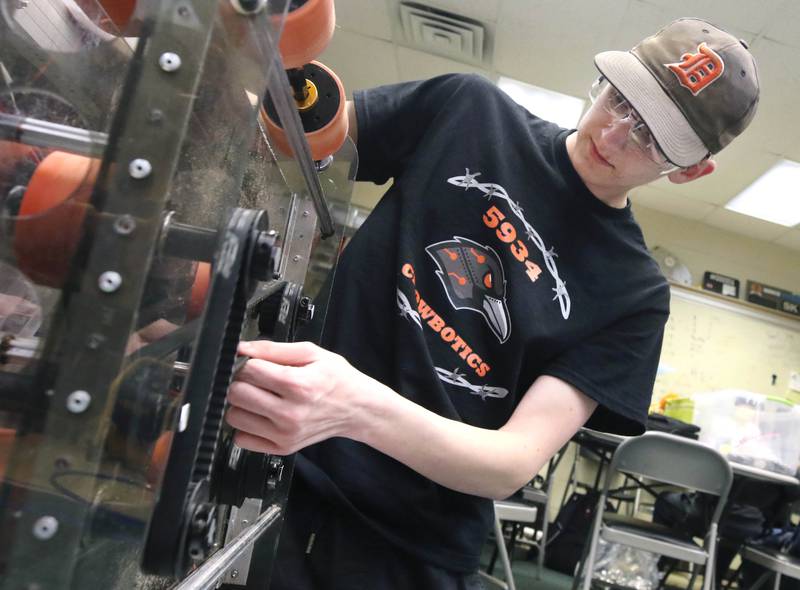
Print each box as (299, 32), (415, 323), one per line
(545, 491), (601, 575)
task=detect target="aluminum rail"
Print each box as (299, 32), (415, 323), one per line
(0, 113), (107, 157)
(171, 504), (282, 590)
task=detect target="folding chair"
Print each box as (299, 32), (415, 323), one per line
(482, 455), (560, 590)
(574, 431), (732, 590)
(740, 532), (800, 590)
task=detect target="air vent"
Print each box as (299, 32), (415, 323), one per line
(398, 2), (486, 65)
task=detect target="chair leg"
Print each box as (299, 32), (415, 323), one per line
(574, 499), (604, 590)
(537, 502), (549, 580)
(494, 514), (517, 590)
(773, 572), (782, 590)
(688, 563), (699, 590)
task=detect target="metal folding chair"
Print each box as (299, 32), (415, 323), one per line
(574, 431), (732, 590)
(740, 536), (800, 590)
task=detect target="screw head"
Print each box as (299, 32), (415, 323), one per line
(158, 52), (182, 72)
(113, 214), (136, 235)
(66, 390), (91, 413)
(86, 333), (105, 349)
(230, 0), (266, 14)
(98, 271), (122, 293)
(128, 158), (152, 179)
(32, 516), (58, 540)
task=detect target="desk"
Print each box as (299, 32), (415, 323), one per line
(576, 427), (800, 487)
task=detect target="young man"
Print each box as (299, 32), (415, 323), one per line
(226, 18), (760, 589)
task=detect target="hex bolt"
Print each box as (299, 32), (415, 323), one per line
(32, 516), (58, 540)
(66, 390), (91, 414)
(128, 158), (152, 179)
(302, 210), (310, 217)
(98, 271), (122, 293)
(113, 214), (136, 235)
(231, 570), (239, 579)
(230, 0), (266, 14)
(86, 333), (105, 350)
(292, 255), (301, 263)
(158, 52), (182, 72)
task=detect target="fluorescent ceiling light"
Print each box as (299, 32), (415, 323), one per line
(725, 160), (800, 227)
(496, 76), (585, 129)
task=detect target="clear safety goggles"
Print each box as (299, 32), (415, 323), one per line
(589, 77), (677, 171)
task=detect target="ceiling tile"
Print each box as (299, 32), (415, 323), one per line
(334, 0), (393, 41)
(622, 0), (782, 35)
(320, 30), (399, 92)
(629, 185), (716, 220)
(667, 144), (778, 206)
(495, 0), (624, 98)
(762, 0), (800, 47)
(774, 228), (800, 252)
(396, 45), (491, 82)
(740, 37), (800, 154)
(701, 207), (789, 241)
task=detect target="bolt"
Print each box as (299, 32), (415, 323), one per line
(230, 0), (266, 14)
(315, 155), (333, 172)
(292, 255), (301, 263)
(241, 520), (249, 525)
(302, 210), (310, 217)
(66, 390), (91, 413)
(128, 158), (152, 179)
(113, 214), (136, 235)
(32, 516), (58, 540)
(158, 52), (182, 72)
(298, 297), (315, 324)
(231, 570), (239, 579)
(148, 109), (164, 124)
(86, 333), (105, 349)
(98, 271), (122, 293)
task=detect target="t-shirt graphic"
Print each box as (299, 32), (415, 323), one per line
(426, 236), (510, 343)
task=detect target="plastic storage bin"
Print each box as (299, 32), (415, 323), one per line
(691, 390), (800, 476)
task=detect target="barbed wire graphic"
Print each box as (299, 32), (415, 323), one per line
(396, 288), (422, 329)
(447, 168), (571, 319)
(435, 366), (509, 400)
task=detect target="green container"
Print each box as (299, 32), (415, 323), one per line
(664, 398), (695, 424)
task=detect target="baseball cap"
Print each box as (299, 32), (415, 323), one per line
(594, 18), (760, 168)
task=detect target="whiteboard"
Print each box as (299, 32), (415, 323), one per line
(654, 285), (800, 404)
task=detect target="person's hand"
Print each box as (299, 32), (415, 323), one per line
(124, 318), (179, 355)
(226, 340), (369, 455)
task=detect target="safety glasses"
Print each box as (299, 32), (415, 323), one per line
(589, 77), (677, 171)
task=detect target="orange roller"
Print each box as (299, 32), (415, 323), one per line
(146, 430), (173, 486)
(13, 151), (99, 288)
(187, 261), (211, 320)
(262, 61), (348, 161)
(94, 0), (138, 35)
(279, 0), (336, 69)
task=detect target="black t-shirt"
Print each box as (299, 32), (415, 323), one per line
(296, 73), (670, 572)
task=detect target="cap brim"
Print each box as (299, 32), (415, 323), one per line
(595, 50), (708, 168)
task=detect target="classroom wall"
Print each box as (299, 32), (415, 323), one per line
(632, 205), (800, 295)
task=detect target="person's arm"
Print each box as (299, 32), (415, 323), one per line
(226, 340), (597, 500)
(346, 100), (357, 144)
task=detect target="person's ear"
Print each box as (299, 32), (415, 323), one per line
(667, 158), (716, 184)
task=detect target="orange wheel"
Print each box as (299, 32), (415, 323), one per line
(13, 151), (99, 288)
(279, 0), (336, 69)
(187, 261), (211, 320)
(262, 61), (348, 161)
(147, 430), (173, 486)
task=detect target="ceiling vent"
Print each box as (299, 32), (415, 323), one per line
(398, 2), (487, 65)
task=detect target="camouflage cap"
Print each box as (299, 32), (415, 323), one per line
(594, 18), (760, 168)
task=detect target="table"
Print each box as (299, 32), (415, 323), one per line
(576, 427), (800, 487)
